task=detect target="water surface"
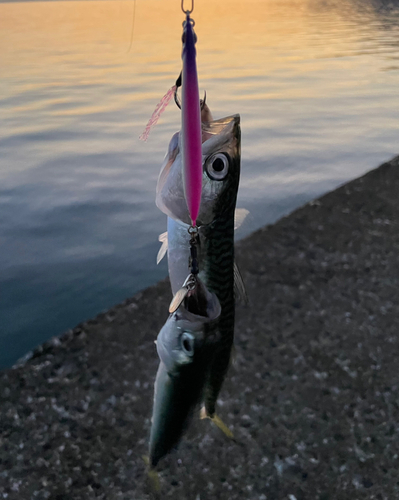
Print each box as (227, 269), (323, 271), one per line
(1, 0), (399, 367)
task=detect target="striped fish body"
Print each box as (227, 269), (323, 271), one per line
(156, 114), (241, 416)
(201, 210), (236, 416)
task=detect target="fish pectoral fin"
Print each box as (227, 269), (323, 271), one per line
(234, 208), (250, 230)
(234, 261), (249, 305)
(200, 407), (235, 440)
(142, 455), (161, 493)
(156, 231), (168, 264)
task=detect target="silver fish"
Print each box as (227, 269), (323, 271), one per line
(156, 110), (241, 418)
(149, 276), (221, 467)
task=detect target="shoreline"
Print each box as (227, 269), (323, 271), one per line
(1, 156), (399, 499)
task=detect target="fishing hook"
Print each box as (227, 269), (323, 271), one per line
(174, 87), (181, 109)
(174, 84), (207, 111)
(201, 90), (207, 109)
(181, 0), (194, 14)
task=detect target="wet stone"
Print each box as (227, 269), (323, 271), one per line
(1, 157), (399, 499)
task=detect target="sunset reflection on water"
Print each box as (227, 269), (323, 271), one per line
(1, 0), (399, 366)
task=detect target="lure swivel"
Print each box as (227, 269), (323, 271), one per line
(190, 243), (199, 275)
(188, 225), (199, 276)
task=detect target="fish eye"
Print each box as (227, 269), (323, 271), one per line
(181, 332), (195, 356)
(205, 153), (230, 181)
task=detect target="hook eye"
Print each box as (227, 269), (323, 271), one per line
(181, 0), (194, 15)
(182, 20), (197, 44)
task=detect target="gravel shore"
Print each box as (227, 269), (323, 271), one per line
(1, 156), (399, 500)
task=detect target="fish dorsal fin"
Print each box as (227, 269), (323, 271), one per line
(156, 232), (168, 265)
(234, 261), (249, 305)
(234, 208), (250, 230)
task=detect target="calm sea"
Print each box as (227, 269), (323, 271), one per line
(1, 0), (398, 367)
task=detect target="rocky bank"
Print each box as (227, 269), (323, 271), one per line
(1, 157), (399, 500)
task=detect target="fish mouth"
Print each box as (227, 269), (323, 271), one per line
(183, 275), (221, 319)
(155, 114), (240, 226)
(176, 278), (221, 326)
(156, 278), (221, 375)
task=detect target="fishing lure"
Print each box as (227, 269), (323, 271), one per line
(180, 13), (202, 227)
(140, 2), (202, 228)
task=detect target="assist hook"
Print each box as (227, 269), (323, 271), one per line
(174, 73), (206, 111)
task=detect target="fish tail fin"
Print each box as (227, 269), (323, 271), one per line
(142, 455), (161, 494)
(156, 231), (168, 264)
(200, 406), (235, 441)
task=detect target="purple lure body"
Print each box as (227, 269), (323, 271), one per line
(181, 15), (202, 226)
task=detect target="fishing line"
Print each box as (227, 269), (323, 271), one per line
(127, 0), (137, 54)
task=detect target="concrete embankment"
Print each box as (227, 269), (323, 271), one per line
(1, 157), (399, 500)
